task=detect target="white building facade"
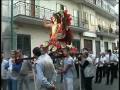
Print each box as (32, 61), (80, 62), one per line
(1, 0), (119, 57)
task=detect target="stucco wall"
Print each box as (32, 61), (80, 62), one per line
(15, 24), (50, 56)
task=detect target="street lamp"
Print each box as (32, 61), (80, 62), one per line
(11, 0), (13, 50)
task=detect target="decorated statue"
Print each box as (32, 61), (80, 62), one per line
(43, 10), (73, 51)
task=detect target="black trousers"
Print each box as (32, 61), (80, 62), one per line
(95, 66), (103, 83)
(81, 69), (85, 90)
(60, 74), (63, 83)
(106, 64), (116, 85)
(103, 64), (107, 77)
(75, 63), (79, 78)
(1, 79), (8, 90)
(114, 63), (118, 78)
(84, 77), (93, 90)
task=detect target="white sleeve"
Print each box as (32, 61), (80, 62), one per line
(95, 58), (99, 63)
(103, 56), (107, 63)
(8, 59), (13, 72)
(114, 55), (118, 61)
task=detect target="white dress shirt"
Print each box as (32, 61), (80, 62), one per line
(95, 56), (106, 67)
(105, 53), (118, 65)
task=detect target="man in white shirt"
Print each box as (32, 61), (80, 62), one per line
(16, 49), (31, 90)
(94, 52), (106, 83)
(33, 46), (57, 90)
(1, 51), (9, 90)
(7, 50), (19, 90)
(105, 49), (118, 85)
(89, 51), (96, 64)
(113, 49), (119, 78)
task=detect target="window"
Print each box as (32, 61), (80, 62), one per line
(104, 42), (108, 51)
(72, 39), (80, 52)
(93, 0), (96, 4)
(60, 4), (64, 10)
(86, 0), (94, 3)
(83, 12), (88, 21)
(35, 0), (40, 17)
(102, 21), (105, 27)
(112, 43), (116, 51)
(90, 14), (95, 25)
(13, 0), (20, 3)
(110, 8), (115, 15)
(31, 0), (35, 16)
(56, 3), (67, 11)
(82, 12), (89, 28)
(84, 39), (93, 51)
(102, 0), (107, 10)
(83, 12), (89, 24)
(96, 41), (101, 57)
(96, 0), (102, 7)
(98, 18), (102, 25)
(73, 10), (79, 27)
(17, 34), (31, 57)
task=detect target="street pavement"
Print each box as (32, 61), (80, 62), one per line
(26, 73), (119, 90)
(92, 77), (119, 90)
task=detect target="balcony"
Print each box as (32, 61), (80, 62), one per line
(96, 25), (118, 38)
(13, 1), (88, 33)
(73, 0), (116, 20)
(70, 17), (89, 32)
(104, 0), (118, 6)
(13, 1), (55, 25)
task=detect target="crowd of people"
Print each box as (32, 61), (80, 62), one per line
(94, 50), (119, 85)
(1, 45), (119, 90)
(1, 49), (31, 90)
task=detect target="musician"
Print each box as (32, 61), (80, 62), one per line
(7, 50), (18, 90)
(113, 49), (119, 78)
(105, 49), (118, 85)
(89, 51), (96, 64)
(16, 49), (31, 90)
(94, 52), (105, 83)
(33, 46), (57, 90)
(1, 51), (9, 90)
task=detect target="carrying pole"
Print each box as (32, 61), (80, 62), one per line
(11, 0), (13, 50)
(32, 66), (38, 90)
(79, 62), (81, 90)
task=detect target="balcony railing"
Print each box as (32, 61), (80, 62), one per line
(71, 16), (89, 29)
(13, 1), (89, 31)
(13, 1), (55, 20)
(83, 0), (116, 16)
(96, 25), (118, 38)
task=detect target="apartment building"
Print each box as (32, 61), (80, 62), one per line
(1, 0), (119, 57)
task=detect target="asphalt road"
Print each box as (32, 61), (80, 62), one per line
(92, 77), (119, 90)
(26, 73), (119, 90)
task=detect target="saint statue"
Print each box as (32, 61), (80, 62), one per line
(43, 10), (73, 50)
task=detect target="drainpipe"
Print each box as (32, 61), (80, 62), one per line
(11, 0), (13, 50)
(31, 0), (35, 17)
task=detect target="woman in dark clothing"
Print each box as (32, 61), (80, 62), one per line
(80, 52), (94, 90)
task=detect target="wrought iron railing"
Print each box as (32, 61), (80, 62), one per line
(84, 0), (116, 16)
(13, 1), (89, 30)
(71, 16), (89, 29)
(96, 25), (117, 35)
(13, 1), (55, 20)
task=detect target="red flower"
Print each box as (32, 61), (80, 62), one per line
(71, 47), (78, 54)
(63, 10), (72, 26)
